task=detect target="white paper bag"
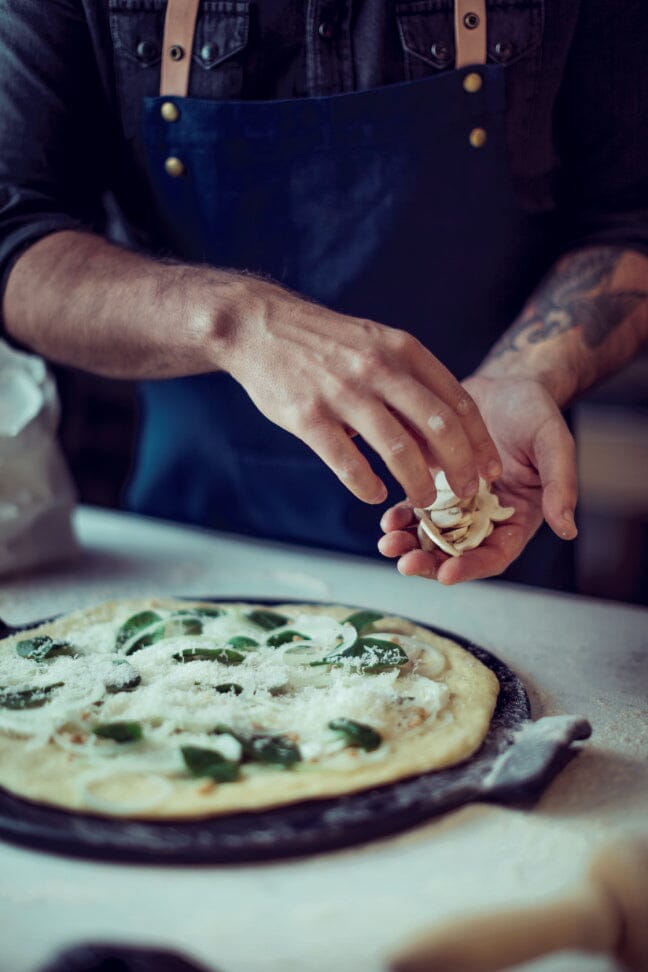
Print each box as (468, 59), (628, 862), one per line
(0, 340), (78, 576)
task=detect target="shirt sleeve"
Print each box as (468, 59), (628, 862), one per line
(0, 0), (109, 330)
(555, 0), (648, 258)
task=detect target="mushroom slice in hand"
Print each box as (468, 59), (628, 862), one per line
(414, 472), (514, 557)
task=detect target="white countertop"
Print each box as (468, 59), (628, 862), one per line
(0, 507), (646, 972)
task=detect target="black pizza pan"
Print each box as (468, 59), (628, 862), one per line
(0, 599), (591, 864)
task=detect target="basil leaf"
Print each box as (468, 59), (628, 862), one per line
(213, 722), (240, 738)
(126, 616), (202, 655)
(266, 630), (309, 648)
(93, 721), (143, 743)
(245, 609), (289, 630)
(124, 625), (166, 655)
(16, 636), (76, 662)
(212, 726), (301, 767)
(165, 616), (203, 637)
(354, 636), (409, 673)
(245, 734), (302, 767)
(105, 660), (141, 694)
(176, 606), (223, 619)
(226, 636), (259, 650)
(342, 610), (383, 635)
(214, 682), (243, 695)
(312, 636), (408, 673)
(181, 745), (239, 782)
(329, 718), (382, 752)
(173, 647), (244, 665)
(0, 682), (64, 709)
(115, 611), (161, 650)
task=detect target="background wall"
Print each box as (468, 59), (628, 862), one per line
(574, 353), (648, 604)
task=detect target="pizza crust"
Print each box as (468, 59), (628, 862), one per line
(0, 600), (498, 819)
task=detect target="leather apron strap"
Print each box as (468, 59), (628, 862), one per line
(160, 0), (201, 97)
(159, 0), (486, 98)
(454, 0), (487, 68)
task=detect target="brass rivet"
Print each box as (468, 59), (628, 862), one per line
(463, 72), (482, 93)
(160, 101), (180, 122)
(164, 156), (185, 177)
(469, 127), (487, 148)
(463, 11), (480, 29)
(169, 44), (184, 61)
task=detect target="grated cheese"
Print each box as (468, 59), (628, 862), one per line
(0, 605), (451, 792)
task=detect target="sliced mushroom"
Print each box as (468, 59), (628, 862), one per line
(415, 472), (514, 557)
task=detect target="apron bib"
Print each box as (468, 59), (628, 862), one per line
(127, 0), (573, 588)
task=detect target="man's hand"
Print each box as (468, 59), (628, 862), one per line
(5, 231), (502, 512)
(378, 375), (578, 584)
(198, 277), (504, 510)
(379, 246), (648, 584)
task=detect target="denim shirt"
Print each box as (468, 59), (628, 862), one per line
(0, 0), (647, 313)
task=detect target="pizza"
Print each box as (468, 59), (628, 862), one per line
(0, 599), (499, 819)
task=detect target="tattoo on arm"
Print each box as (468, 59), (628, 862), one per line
(489, 247), (647, 359)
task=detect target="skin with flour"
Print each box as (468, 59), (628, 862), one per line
(0, 599), (498, 819)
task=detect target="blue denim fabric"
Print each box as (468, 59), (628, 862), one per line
(0, 0), (647, 304)
(127, 65), (552, 565)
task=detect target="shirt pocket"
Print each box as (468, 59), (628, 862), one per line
(395, 0), (543, 79)
(108, 0), (250, 139)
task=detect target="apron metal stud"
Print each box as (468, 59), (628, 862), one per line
(469, 127), (487, 148)
(164, 156), (185, 177)
(463, 11), (480, 29)
(463, 72), (482, 93)
(161, 101), (180, 122)
(169, 44), (184, 61)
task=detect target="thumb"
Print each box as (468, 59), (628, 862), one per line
(533, 412), (579, 540)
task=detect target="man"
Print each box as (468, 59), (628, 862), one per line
(0, 1), (646, 589)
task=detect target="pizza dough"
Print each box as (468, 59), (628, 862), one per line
(0, 599), (498, 819)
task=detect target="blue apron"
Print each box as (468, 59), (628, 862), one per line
(127, 8), (573, 588)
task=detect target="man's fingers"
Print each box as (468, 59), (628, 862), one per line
(407, 345), (502, 482)
(395, 548), (446, 579)
(533, 415), (579, 540)
(455, 385), (503, 482)
(377, 529), (419, 559)
(341, 398), (438, 508)
(381, 379), (480, 500)
(436, 525), (524, 584)
(431, 512), (533, 583)
(380, 502), (415, 533)
(302, 419), (387, 504)
(378, 367), (502, 500)
(389, 501), (534, 582)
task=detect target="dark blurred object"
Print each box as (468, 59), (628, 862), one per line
(38, 942), (216, 972)
(575, 352), (648, 606)
(53, 366), (138, 509)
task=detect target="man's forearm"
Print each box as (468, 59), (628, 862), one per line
(478, 246), (648, 403)
(2, 230), (251, 379)
(2, 228), (507, 510)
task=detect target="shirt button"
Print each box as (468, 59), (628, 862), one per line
(469, 127), (487, 148)
(463, 72), (482, 93)
(164, 156), (185, 177)
(430, 41), (452, 64)
(201, 42), (219, 63)
(318, 21), (336, 40)
(136, 40), (158, 62)
(494, 40), (514, 61)
(160, 101), (180, 122)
